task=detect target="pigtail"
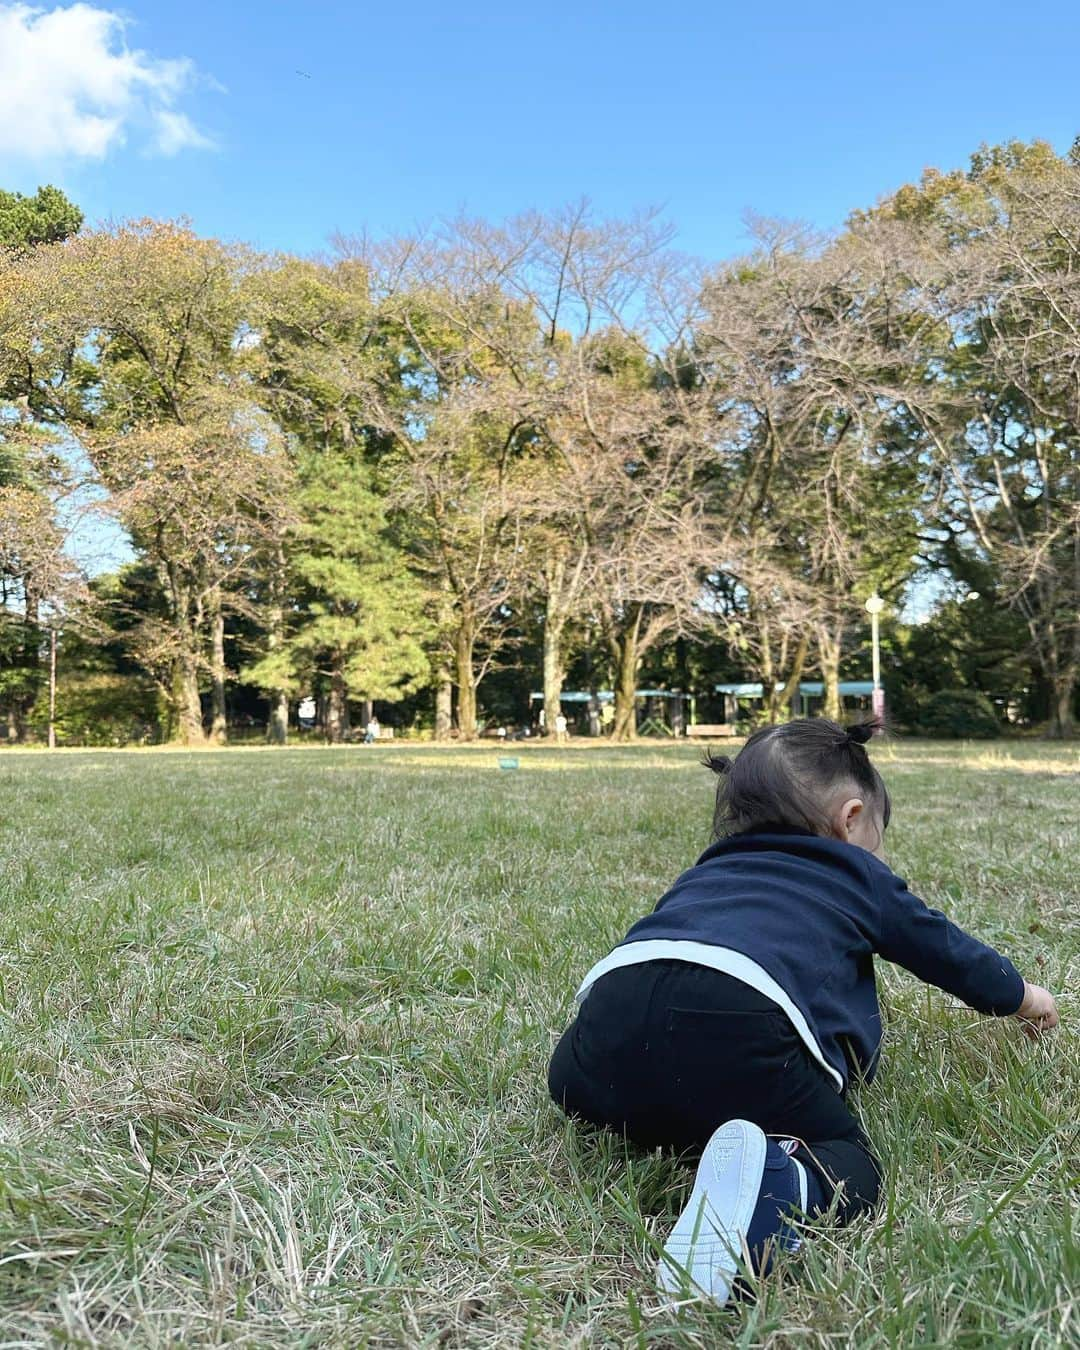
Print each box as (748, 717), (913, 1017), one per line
(702, 748), (737, 840)
(841, 718), (891, 829)
(844, 720), (879, 747)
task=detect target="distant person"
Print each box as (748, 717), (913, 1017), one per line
(363, 715), (380, 745)
(548, 718), (1059, 1306)
(555, 712), (568, 744)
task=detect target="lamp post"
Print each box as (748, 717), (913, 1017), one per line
(864, 593), (885, 727)
(48, 624), (57, 750)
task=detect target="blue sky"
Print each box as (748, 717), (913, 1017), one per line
(2, 1), (1078, 604)
(3, 1), (1079, 263)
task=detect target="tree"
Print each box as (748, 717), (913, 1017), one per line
(877, 141), (1080, 735)
(883, 588), (1033, 728)
(28, 221), (293, 744)
(543, 327), (719, 739)
(245, 452), (429, 741)
(421, 206), (719, 740)
(0, 481), (59, 739)
(345, 233), (536, 740)
(695, 220), (923, 721)
(247, 253), (435, 741)
(0, 451), (88, 742)
(0, 186), (86, 738)
(0, 184), (82, 249)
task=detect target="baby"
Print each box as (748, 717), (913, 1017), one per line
(549, 719), (1059, 1303)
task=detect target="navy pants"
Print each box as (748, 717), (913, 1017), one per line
(548, 960), (881, 1224)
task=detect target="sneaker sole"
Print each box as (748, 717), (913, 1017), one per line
(657, 1119), (767, 1305)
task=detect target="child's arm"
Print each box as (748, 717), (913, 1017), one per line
(871, 863), (1059, 1032)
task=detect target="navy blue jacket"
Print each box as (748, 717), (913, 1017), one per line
(615, 827), (1025, 1088)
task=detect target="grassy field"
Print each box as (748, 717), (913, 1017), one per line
(0, 740), (1075, 1347)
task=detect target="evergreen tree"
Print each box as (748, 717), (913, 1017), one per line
(0, 184), (82, 249)
(246, 452), (429, 741)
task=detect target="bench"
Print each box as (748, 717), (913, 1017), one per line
(685, 723), (738, 739)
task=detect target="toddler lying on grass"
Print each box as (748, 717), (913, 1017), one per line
(549, 719), (1060, 1304)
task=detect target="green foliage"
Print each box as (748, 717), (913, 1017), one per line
(0, 185), (82, 249)
(862, 595), (1036, 730)
(39, 671), (160, 746)
(246, 452), (430, 703)
(0, 614), (41, 704)
(859, 139), (1080, 734)
(4, 165), (1079, 740)
(917, 688), (1001, 739)
(24, 221), (295, 744)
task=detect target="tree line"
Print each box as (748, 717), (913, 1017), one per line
(1, 139), (1078, 745)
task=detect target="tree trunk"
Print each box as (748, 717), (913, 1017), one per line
(776, 632), (809, 720)
(14, 700), (32, 743)
(433, 578), (455, 741)
(542, 605), (567, 738)
(610, 605), (642, 742)
(542, 556), (569, 737)
(434, 661), (453, 741)
(174, 649), (205, 746)
(454, 623), (478, 740)
(612, 642), (638, 741)
(209, 592), (227, 745)
(759, 612), (777, 725)
(818, 623), (843, 722)
(1033, 619), (1076, 739)
(1048, 668), (1077, 739)
(268, 691), (289, 746)
(327, 661), (350, 744)
(265, 541), (290, 746)
(17, 590), (40, 741)
(166, 573), (205, 746)
(47, 626), (57, 750)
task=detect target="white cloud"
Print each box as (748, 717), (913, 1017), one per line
(0, 3), (214, 161)
(152, 108), (213, 156)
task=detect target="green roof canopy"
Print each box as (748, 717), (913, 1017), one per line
(714, 681), (875, 697)
(529, 689), (686, 703)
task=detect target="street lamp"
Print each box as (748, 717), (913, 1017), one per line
(864, 593), (886, 726)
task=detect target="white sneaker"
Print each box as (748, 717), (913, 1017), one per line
(657, 1119), (767, 1305)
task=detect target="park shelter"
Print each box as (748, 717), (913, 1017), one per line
(714, 680), (875, 722)
(529, 689), (688, 735)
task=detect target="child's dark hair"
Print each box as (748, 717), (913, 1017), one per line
(703, 718), (891, 841)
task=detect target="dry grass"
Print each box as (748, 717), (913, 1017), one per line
(0, 739), (1075, 1346)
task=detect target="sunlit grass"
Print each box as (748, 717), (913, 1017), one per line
(0, 741), (1075, 1345)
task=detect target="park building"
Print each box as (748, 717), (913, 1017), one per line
(526, 682), (875, 738)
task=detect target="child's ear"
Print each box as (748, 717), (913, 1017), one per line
(834, 796), (864, 839)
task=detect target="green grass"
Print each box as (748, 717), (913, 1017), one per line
(0, 740), (1075, 1347)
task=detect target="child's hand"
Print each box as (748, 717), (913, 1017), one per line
(1015, 982), (1060, 1038)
